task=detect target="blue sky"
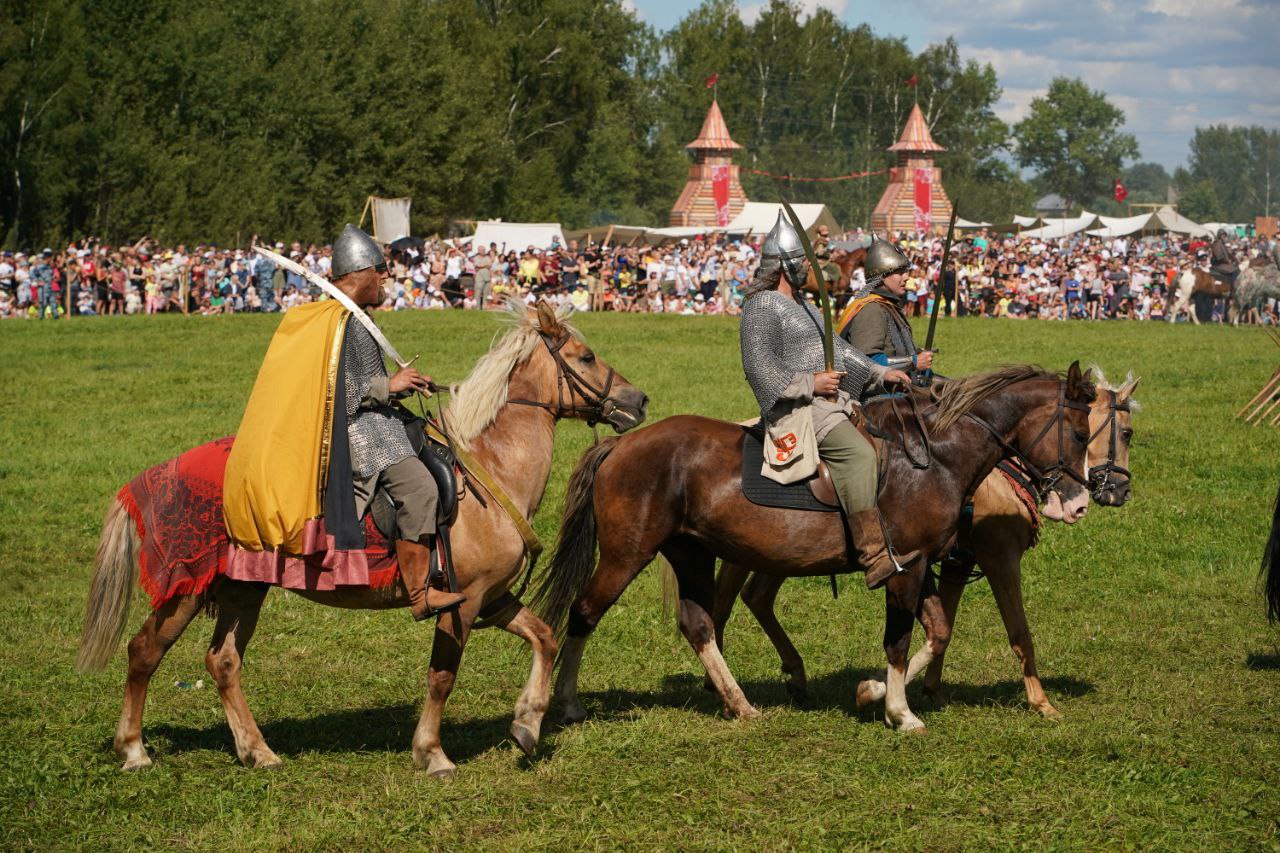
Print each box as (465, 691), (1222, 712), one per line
(629, 0), (1280, 172)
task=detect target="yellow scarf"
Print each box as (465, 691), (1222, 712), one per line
(837, 293), (895, 336)
(223, 300), (349, 553)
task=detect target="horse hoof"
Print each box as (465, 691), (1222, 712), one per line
(510, 723), (538, 758)
(429, 767), (456, 781)
(561, 704), (587, 726)
(785, 682), (809, 704)
(730, 704), (762, 720)
(120, 755), (152, 771)
(1037, 705), (1063, 721)
(855, 680), (886, 709)
(252, 754), (283, 770)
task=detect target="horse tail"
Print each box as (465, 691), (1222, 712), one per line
(76, 498), (139, 673)
(1262, 481), (1280, 625)
(532, 436), (620, 634)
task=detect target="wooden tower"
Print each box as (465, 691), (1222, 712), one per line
(871, 104), (953, 234)
(669, 100), (749, 227)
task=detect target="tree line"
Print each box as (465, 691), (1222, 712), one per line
(2, 0), (1275, 248)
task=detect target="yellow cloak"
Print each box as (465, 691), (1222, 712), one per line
(223, 300), (350, 553)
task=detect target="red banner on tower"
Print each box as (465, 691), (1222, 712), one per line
(711, 165), (731, 227)
(913, 168), (932, 231)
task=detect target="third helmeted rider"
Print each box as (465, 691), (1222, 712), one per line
(740, 212), (917, 589)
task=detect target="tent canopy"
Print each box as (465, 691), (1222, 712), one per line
(1019, 211), (1100, 240)
(1086, 206), (1210, 238)
(468, 220), (566, 251)
(724, 202), (840, 236)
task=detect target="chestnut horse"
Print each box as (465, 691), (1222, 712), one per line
(804, 247), (867, 296)
(538, 363), (1095, 733)
(76, 301), (647, 777)
(712, 370), (1140, 719)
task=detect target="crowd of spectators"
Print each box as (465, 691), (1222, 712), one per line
(2, 227), (1275, 325)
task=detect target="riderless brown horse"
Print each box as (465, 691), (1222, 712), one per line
(77, 300), (647, 777)
(711, 369), (1140, 719)
(538, 363), (1095, 733)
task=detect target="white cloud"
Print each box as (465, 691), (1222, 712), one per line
(738, 0), (848, 24)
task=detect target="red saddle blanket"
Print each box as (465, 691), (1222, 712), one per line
(118, 437), (399, 611)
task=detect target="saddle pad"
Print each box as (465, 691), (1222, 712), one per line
(741, 427), (839, 513)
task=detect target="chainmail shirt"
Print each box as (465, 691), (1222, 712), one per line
(343, 316), (415, 479)
(740, 288), (878, 422)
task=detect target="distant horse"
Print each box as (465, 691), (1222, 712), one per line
(539, 364), (1095, 733)
(804, 247), (868, 297)
(76, 301), (648, 777)
(712, 370), (1140, 719)
(1193, 256), (1280, 325)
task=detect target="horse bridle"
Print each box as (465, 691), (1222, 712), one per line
(963, 381), (1091, 501)
(507, 330), (620, 427)
(1086, 389), (1131, 501)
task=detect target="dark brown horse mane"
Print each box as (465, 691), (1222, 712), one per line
(929, 365), (1087, 432)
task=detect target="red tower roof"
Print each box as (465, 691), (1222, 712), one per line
(686, 99), (742, 150)
(887, 104), (944, 153)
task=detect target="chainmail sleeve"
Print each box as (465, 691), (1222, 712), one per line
(740, 291), (797, 417)
(834, 329), (881, 397)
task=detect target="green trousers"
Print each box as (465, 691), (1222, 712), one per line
(818, 420), (878, 513)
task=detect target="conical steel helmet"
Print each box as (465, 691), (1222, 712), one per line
(331, 223), (385, 279)
(865, 237), (910, 282)
(762, 210), (807, 286)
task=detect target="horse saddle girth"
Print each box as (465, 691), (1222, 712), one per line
(740, 424), (841, 513)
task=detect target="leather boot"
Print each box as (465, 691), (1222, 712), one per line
(395, 539), (466, 621)
(848, 509), (919, 590)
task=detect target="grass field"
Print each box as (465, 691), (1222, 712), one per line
(2, 310), (1278, 849)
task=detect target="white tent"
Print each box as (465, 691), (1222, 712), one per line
(1013, 214), (1043, 228)
(955, 217), (992, 229)
(1087, 206), (1210, 238)
(1019, 211), (1100, 240)
(724, 202), (840, 236)
(469, 220), (566, 251)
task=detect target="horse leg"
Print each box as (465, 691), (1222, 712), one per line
(706, 561), (749, 692)
(978, 541), (1060, 718)
(919, 560), (971, 704)
(880, 567), (927, 732)
(412, 598), (483, 777)
(858, 570), (955, 709)
(490, 597), (557, 758)
(740, 571), (808, 702)
(667, 539), (759, 719)
(555, 550), (657, 726)
(113, 594), (204, 770)
(204, 581), (278, 768)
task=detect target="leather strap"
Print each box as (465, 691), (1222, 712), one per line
(424, 422), (543, 584)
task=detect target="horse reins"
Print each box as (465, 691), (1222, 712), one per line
(1086, 389), (1131, 501)
(962, 381), (1091, 501)
(507, 330), (619, 427)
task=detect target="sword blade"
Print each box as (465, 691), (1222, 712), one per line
(253, 246), (409, 368)
(924, 205), (959, 354)
(781, 200), (834, 371)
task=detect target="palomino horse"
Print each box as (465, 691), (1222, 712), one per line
(76, 300), (647, 777)
(712, 370), (1140, 719)
(538, 363), (1095, 733)
(804, 247), (867, 297)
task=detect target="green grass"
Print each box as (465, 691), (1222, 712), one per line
(2, 311), (1278, 849)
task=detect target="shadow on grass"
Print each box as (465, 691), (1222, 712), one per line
(1245, 651), (1280, 670)
(148, 703), (522, 765)
(568, 667), (1095, 723)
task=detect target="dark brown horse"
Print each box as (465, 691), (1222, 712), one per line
(711, 370), (1139, 719)
(537, 363), (1095, 732)
(77, 301), (647, 776)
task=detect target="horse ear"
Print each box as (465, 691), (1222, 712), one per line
(534, 298), (560, 336)
(1119, 375), (1142, 403)
(1066, 360), (1083, 396)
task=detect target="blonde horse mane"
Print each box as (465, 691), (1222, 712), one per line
(444, 299), (579, 449)
(1087, 364), (1143, 411)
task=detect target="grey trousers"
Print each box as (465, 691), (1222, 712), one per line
(352, 455), (439, 542)
(818, 420), (878, 514)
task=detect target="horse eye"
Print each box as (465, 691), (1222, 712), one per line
(1121, 429), (1133, 442)
(580, 350), (596, 364)
(1074, 430), (1089, 444)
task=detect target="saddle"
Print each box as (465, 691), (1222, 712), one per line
(740, 423), (840, 513)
